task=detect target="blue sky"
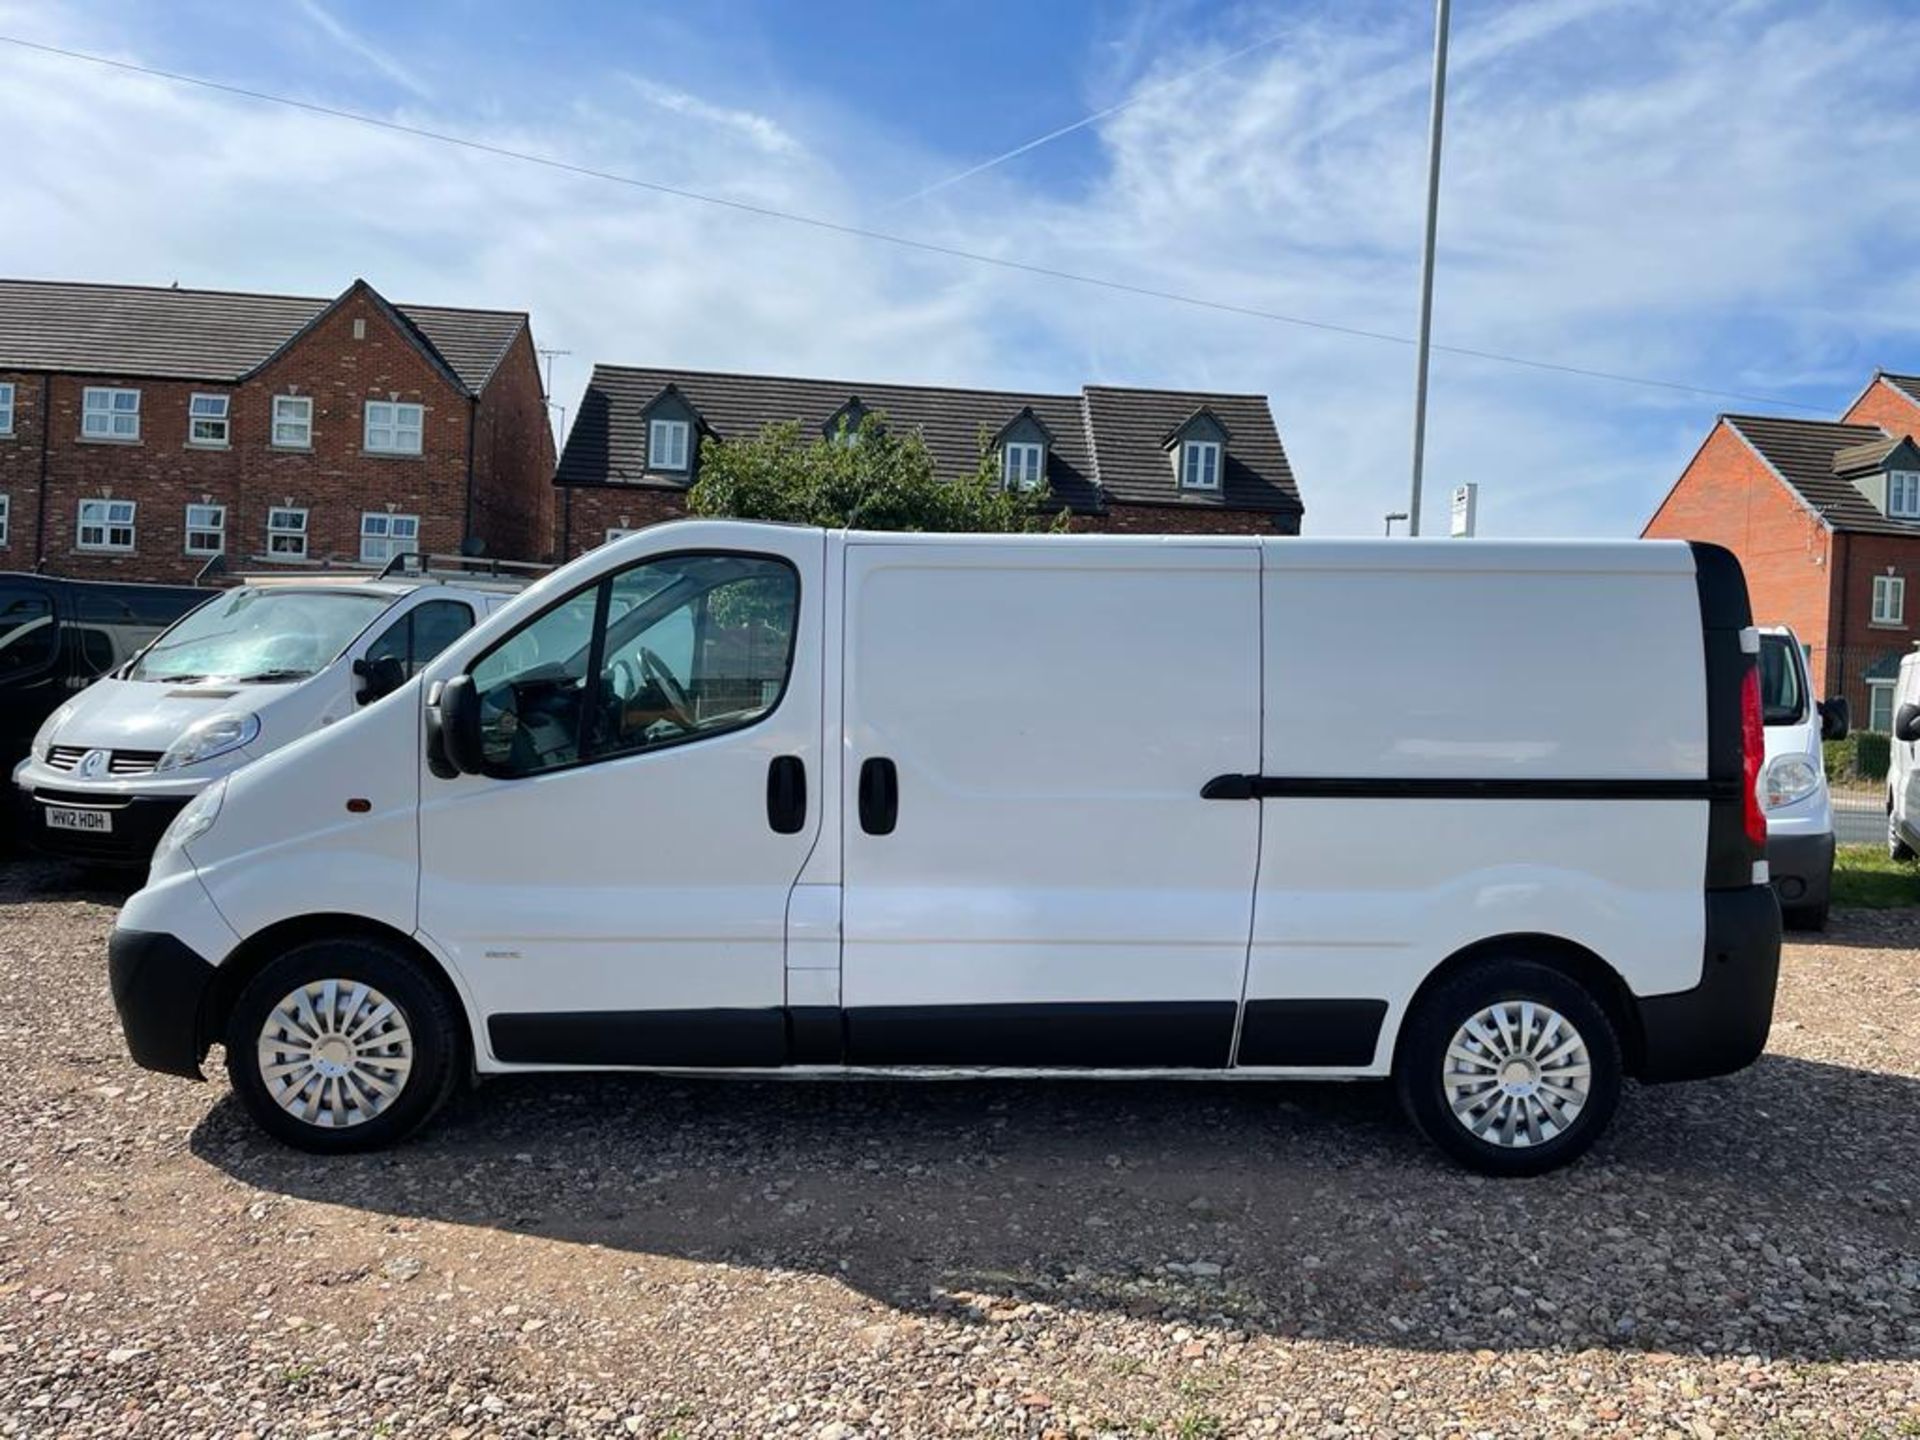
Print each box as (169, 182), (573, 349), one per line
(2, 0), (1917, 536)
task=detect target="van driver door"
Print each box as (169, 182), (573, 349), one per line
(417, 528), (825, 1067)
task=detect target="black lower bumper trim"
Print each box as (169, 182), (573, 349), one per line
(108, 927), (216, 1080)
(23, 790), (189, 868)
(1236, 998), (1388, 1066)
(1634, 885), (1781, 1083)
(1766, 830), (1834, 907)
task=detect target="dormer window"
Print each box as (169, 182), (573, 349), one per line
(649, 418), (690, 471)
(1891, 470), (1920, 519)
(1003, 442), (1045, 490)
(1180, 440), (1221, 491)
(826, 398), (869, 446)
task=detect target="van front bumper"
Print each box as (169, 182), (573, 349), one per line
(1765, 830), (1835, 910)
(19, 790), (189, 869)
(1633, 884), (1782, 1083)
(108, 927), (217, 1080)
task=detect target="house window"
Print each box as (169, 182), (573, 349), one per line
(1870, 680), (1897, 733)
(364, 400), (424, 455)
(77, 498), (136, 551)
(0, 493), (9, 546)
(360, 511), (420, 564)
(1180, 440), (1222, 490)
(81, 387), (141, 441)
(267, 507), (308, 558)
(272, 395), (313, 448)
(1002, 442), (1045, 491)
(0, 382), (14, 436)
(184, 503), (226, 556)
(1873, 574), (1906, 626)
(188, 393), (230, 447)
(649, 418), (690, 471)
(1891, 471), (1920, 519)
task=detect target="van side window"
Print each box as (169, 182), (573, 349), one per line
(467, 553), (799, 778)
(0, 585), (55, 674)
(366, 599), (475, 678)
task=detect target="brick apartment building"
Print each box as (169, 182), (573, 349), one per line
(0, 278), (555, 584)
(1643, 370), (1920, 729)
(553, 365), (1305, 557)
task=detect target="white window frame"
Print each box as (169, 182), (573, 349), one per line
(184, 503), (226, 557)
(1890, 470), (1920, 520)
(267, 506), (309, 559)
(187, 393), (230, 448)
(360, 511), (420, 565)
(1873, 574), (1906, 626)
(1002, 442), (1045, 491)
(649, 418), (690, 471)
(0, 381), (14, 437)
(1869, 679), (1897, 733)
(363, 400), (424, 456)
(272, 395), (313, 449)
(1180, 439), (1222, 491)
(0, 492), (10, 546)
(81, 386), (141, 441)
(77, 498), (136, 552)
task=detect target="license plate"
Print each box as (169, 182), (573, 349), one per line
(45, 806), (112, 834)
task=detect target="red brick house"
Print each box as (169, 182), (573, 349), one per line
(553, 365), (1305, 557)
(1643, 370), (1920, 729)
(0, 278), (555, 583)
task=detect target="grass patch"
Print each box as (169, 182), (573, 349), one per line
(1832, 844), (1920, 909)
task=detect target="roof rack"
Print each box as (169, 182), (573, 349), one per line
(376, 551), (553, 591)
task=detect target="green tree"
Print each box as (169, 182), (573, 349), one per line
(687, 413), (1063, 532)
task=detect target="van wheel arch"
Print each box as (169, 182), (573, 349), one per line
(206, 915), (473, 1072)
(1396, 933), (1644, 1077)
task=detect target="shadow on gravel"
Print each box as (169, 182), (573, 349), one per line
(0, 856), (139, 906)
(191, 1052), (1919, 1361)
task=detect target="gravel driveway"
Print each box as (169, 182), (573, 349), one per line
(1, 861), (1916, 1438)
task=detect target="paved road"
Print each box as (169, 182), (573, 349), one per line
(1834, 791), (1884, 845)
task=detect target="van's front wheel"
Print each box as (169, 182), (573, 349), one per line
(1395, 959), (1621, 1176)
(224, 939), (460, 1153)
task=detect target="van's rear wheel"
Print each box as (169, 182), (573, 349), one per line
(1395, 959), (1621, 1176)
(224, 938), (459, 1153)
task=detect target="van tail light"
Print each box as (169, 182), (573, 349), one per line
(1740, 661), (1766, 854)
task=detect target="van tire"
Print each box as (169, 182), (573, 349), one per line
(1395, 959), (1622, 1177)
(224, 938), (460, 1153)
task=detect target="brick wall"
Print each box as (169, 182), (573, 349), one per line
(0, 289), (551, 583)
(469, 327), (557, 563)
(1077, 503), (1300, 535)
(1642, 421), (1838, 688)
(1842, 378), (1920, 439)
(1830, 532), (1920, 726)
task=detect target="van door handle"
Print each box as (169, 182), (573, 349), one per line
(766, 755), (807, 834)
(858, 757), (898, 835)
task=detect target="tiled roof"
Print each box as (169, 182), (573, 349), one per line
(556, 365), (1304, 516)
(1725, 414), (1920, 535)
(1885, 373), (1920, 406)
(0, 278), (526, 395)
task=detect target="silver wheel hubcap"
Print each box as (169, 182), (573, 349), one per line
(257, 979), (413, 1129)
(1443, 1000), (1591, 1148)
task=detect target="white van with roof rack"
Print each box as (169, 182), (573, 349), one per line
(14, 555), (544, 868)
(107, 522), (1781, 1175)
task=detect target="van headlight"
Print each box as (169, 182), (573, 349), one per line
(31, 701), (77, 761)
(153, 777), (227, 865)
(1764, 756), (1820, 809)
(154, 712), (260, 772)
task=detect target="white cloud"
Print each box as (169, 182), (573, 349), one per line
(622, 76), (803, 159)
(292, 0), (433, 99)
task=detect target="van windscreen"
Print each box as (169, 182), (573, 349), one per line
(1756, 633), (1805, 727)
(130, 589), (389, 684)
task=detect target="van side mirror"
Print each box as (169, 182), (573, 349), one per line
(426, 674), (486, 777)
(1895, 702), (1920, 745)
(1819, 696), (1850, 742)
(353, 654), (408, 705)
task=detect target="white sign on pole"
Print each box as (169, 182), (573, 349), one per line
(1449, 483), (1478, 538)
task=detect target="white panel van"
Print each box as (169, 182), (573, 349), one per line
(108, 522), (1781, 1175)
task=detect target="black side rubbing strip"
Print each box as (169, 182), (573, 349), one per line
(843, 1001), (1235, 1068)
(1236, 998), (1389, 1067)
(1203, 774), (1729, 801)
(489, 1008), (787, 1067)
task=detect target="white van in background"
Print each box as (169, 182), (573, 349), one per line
(107, 523), (1780, 1175)
(1887, 651), (1920, 860)
(1755, 626), (1847, 930)
(14, 561), (536, 867)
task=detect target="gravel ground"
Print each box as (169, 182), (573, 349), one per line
(1, 861), (1916, 1439)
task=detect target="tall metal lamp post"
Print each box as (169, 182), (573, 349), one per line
(1405, 0), (1451, 535)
